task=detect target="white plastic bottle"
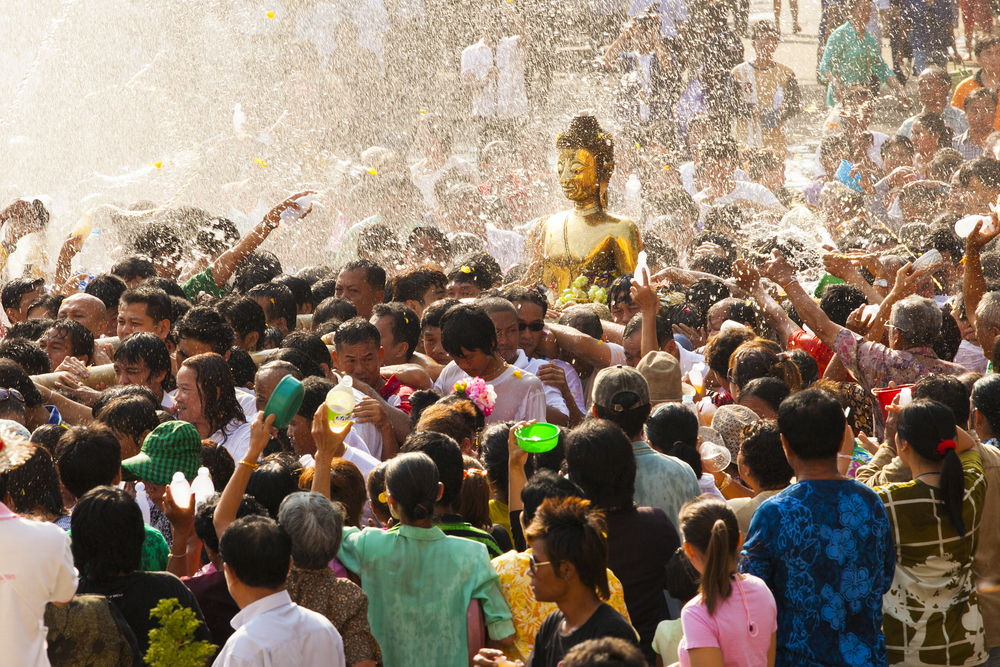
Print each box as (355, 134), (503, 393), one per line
(634, 250), (649, 287)
(135, 482), (152, 525)
(279, 193), (314, 223)
(325, 375), (356, 430)
(191, 467), (214, 507)
(170, 471), (192, 509)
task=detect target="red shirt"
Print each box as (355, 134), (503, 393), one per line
(378, 374), (414, 414)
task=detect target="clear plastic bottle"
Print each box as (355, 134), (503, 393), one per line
(279, 193), (313, 223)
(634, 250), (649, 287)
(191, 467), (215, 507)
(325, 375), (356, 431)
(169, 471), (192, 509)
(135, 482), (152, 525)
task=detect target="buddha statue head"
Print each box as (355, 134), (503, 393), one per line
(556, 114), (616, 209)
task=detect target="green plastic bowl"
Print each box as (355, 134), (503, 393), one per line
(515, 423), (560, 453)
(263, 375), (304, 429)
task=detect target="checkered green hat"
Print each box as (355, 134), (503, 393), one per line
(121, 421), (202, 485)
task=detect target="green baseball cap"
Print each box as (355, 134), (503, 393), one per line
(121, 421), (202, 485)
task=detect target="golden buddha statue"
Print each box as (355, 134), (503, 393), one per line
(527, 114), (641, 293)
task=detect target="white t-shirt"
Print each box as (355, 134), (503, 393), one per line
(460, 37), (528, 119)
(211, 419), (254, 464)
(299, 442), (380, 480)
(693, 181), (786, 222)
(0, 503), (78, 667)
(513, 349), (568, 418)
(676, 343), (704, 376)
(434, 362), (547, 424)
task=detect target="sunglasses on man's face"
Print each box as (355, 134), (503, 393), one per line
(519, 322), (544, 332)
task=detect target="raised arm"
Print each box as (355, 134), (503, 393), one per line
(310, 404), (354, 499)
(211, 191), (314, 288)
(763, 250), (844, 349)
(733, 259), (800, 345)
(964, 217), (1000, 332)
(544, 322), (614, 369)
(214, 411), (274, 537)
(630, 278), (660, 358)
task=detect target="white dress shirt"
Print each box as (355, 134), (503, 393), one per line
(213, 590), (345, 667)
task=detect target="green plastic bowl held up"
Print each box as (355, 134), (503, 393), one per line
(514, 423), (560, 453)
(263, 375), (305, 429)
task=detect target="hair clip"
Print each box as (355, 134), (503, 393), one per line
(378, 492), (387, 504)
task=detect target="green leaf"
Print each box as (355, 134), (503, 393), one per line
(144, 598), (216, 667)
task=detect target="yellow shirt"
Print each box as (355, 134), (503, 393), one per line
(491, 549), (633, 662)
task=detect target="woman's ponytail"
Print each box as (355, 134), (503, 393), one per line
(678, 498), (740, 616)
(939, 448), (966, 538)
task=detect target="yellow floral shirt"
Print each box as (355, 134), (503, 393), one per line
(491, 549), (632, 662)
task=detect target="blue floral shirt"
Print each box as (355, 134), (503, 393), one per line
(740, 480), (896, 667)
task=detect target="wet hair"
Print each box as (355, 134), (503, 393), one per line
(524, 496), (611, 600)
(227, 347), (257, 388)
(407, 226), (451, 258)
(686, 280), (732, 327)
(963, 156), (1000, 189)
(111, 256), (157, 284)
(556, 114), (615, 185)
(141, 276), (187, 300)
(247, 283), (297, 331)
(521, 469), (582, 526)
(385, 452), (440, 522)
(819, 284), (867, 327)
(298, 459), (367, 528)
(678, 497), (740, 615)
(194, 493), (268, 555)
(341, 259), (387, 292)
(777, 388), (846, 461)
(913, 373), (970, 425)
(177, 307), (235, 355)
(480, 422), (521, 505)
(503, 285), (549, 318)
(561, 636), (645, 667)
(738, 377), (790, 414)
(266, 347), (323, 378)
(71, 486), (145, 583)
(25, 295), (61, 320)
(565, 420), (636, 513)
(245, 453), (301, 519)
(558, 306), (603, 340)
(728, 341), (801, 393)
(233, 251), (283, 294)
(357, 223), (401, 258)
(84, 274), (127, 312)
(0, 359), (42, 408)
(296, 376), (335, 421)
(408, 389), (443, 428)
(282, 331), (332, 371)
(333, 317), (381, 355)
(180, 353), (246, 436)
(119, 286), (172, 326)
(46, 318), (95, 364)
(420, 298), (458, 333)
(273, 275), (313, 313)
(0, 444), (64, 519)
(219, 515), (293, 589)
(201, 440), (235, 491)
(0, 337), (51, 375)
(98, 395), (159, 447)
(690, 254), (732, 279)
(391, 268), (448, 306)
(91, 385), (158, 419)
(914, 112), (954, 148)
(311, 279), (340, 306)
(881, 134), (914, 160)
(1, 278), (43, 314)
(313, 296), (357, 329)
(607, 274), (634, 308)
(372, 302), (420, 361)
(644, 403), (699, 454)
(114, 332), (172, 385)
(440, 303), (498, 357)
(787, 349), (819, 387)
(217, 297), (267, 351)
(194, 217), (240, 257)
(400, 430), (464, 508)
(897, 400), (965, 536)
(29, 424), (64, 454)
(738, 421), (793, 490)
(448, 253), (501, 291)
(133, 223), (181, 262)
(278, 492), (346, 569)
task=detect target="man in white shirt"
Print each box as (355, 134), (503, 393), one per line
(0, 433), (78, 667)
(460, 2), (529, 147)
(215, 515), (345, 667)
(432, 303), (546, 424)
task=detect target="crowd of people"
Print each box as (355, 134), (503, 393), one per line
(14, 0), (1000, 666)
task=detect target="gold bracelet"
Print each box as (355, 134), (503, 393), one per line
(718, 473), (731, 491)
(238, 459), (259, 470)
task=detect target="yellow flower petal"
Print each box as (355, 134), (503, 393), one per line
(154, 161), (162, 169)
(460, 265), (472, 273)
(254, 157), (267, 168)
(267, 10), (275, 18)
(367, 168), (378, 175)
(512, 369), (522, 378)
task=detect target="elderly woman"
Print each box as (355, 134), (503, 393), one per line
(279, 493), (382, 667)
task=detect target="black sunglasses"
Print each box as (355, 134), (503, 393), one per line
(518, 322), (545, 332)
